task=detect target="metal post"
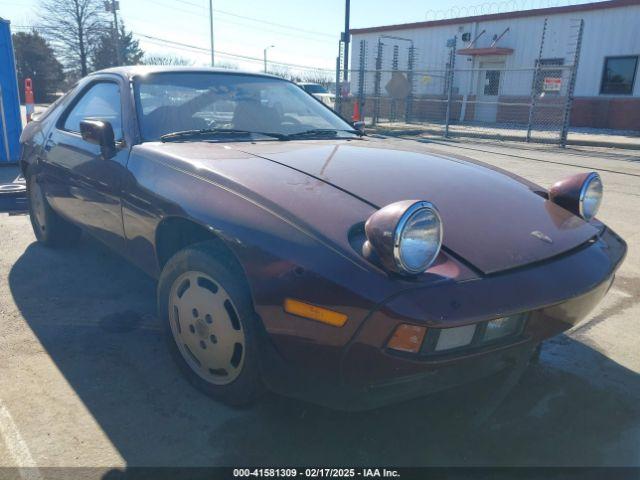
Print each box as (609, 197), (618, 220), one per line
(526, 18), (547, 142)
(209, 0), (215, 66)
(335, 55), (342, 115)
(343, 0), (350, 82)
(358, 39), (367, 122)
(336, 40), (345, 116)
(405, 45), (415, 123)
(390, 45), (399, 121)
(560, 19), (584, 147)
(373, 38), (383, 125)
(444, 36), (457, 138)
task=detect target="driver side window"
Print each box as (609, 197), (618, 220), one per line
(63, 82), (123, 140)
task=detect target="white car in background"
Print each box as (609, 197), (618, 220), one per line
(298, 83), (335, 109)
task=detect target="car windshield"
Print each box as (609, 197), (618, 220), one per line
(302, 84), (329, 94)
(134, 72), (353, 142)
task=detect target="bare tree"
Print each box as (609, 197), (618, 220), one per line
(266, 66), (332, 86)
(299, 69), (333, 87)
(39, 0), (109, 78)
(267, 65), (294, 80)
(215, 61), (239, 70)
(143, 55), (194, 66)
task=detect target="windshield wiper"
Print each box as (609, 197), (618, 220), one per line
(160, 128), (287, 142)
(284, 128), (363, 139)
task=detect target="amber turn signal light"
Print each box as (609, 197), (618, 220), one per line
(387, 324), (427, 353)
(283, 298), (348, 327)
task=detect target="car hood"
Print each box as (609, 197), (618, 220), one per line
(235, 140), (599, 275)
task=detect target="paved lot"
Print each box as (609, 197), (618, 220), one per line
(373, 122), (640, 149)
(0, 139), (638, 473)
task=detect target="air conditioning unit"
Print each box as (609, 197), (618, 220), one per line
(462, 32), (471, 42)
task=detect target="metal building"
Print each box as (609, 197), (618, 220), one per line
(350, 0), (640, 132)
(0, 17), (21, 164)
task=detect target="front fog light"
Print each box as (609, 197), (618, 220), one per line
(484, 315), (523, 341)
(435, 324), (476, 351)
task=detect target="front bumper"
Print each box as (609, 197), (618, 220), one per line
(261, 227), (626, 410)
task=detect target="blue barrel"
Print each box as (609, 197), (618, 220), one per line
(0, 18), (22, 164)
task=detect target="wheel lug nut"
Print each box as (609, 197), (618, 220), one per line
(192, 308), (199, 318)
(200, 340), (207, 350)
(189, 324), (195, 334)
(205, 314), (212, 324)
(210, 335), (217, 344)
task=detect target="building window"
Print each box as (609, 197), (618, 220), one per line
(484, 70), (500, 96)
(535, 58), (564, 95)
(600, 56), (638, 95)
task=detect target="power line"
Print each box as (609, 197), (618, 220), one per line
(132, 31), (334, 71)
(133, 0), (335, 39)
(202, 15), (331, 44)
(12, 25), (334, 71)
(174, 0), (205, 9)
(213, 8), (335, 38)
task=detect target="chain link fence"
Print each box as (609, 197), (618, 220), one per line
(330, 19), (612, 147)
(336, 63), (581, 145)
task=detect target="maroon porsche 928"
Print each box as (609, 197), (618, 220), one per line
(19, 67), (626, 410)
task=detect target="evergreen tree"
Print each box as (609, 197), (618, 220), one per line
(12, 30), (65, 103)
(92, 24), (144, 70)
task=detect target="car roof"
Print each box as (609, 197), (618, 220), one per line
(90, 66), (286, 81)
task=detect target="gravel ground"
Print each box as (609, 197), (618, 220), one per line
(0, 139), (638, 473)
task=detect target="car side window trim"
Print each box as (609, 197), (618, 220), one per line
(56, 80), (125, 141)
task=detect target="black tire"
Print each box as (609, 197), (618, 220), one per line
(158, 241), (264, 406)
(26, 165), (82, 247)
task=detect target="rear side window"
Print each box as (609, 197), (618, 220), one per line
(62, 82), (123, 139)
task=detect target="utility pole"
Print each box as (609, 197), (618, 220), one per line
(106, 0), (122, 65)
(343, 0), (350, 82)
(209, 0), (215, 66)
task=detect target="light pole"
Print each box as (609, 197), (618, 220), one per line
(209, 0), (214, 66)
(263, 45), (275, 73)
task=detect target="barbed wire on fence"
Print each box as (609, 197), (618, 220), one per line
(424, 0), (588, 21)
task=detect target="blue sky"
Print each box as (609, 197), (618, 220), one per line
(1, 0), (591, 73)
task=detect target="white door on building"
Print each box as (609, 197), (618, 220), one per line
(475, 60), (505, 123)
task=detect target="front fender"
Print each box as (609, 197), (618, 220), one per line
(124, 143), (478, 385)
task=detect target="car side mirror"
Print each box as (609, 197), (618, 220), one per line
(80, 119), (116, 159)
(353, 121), (365, 133)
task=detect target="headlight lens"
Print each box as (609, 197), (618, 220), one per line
(394, 202), (443, 274)
(579, 173), (603, 221)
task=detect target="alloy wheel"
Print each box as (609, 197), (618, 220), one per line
(168, 270), (245, 385)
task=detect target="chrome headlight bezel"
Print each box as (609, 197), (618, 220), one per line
(364, 200), (444, 276)
(578, 172), (603, 221)
(549, 171), (604, 222)
(392, 201), (443, 275)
